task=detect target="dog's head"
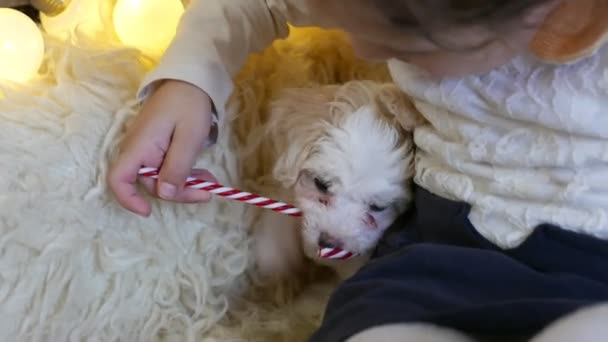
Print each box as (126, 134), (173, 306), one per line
(268, 81), (422, 259)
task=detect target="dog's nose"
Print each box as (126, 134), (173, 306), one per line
(318, 232), (342, 249)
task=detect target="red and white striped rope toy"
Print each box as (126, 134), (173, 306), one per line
(138, 166), (356, 260)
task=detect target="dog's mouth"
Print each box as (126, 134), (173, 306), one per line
(317, 247), (357, 260)
(312, 232), (360, 260)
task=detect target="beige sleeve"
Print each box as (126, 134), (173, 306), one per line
(137, 0), (311, 122)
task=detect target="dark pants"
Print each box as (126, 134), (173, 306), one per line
(309, 187), (608, 342)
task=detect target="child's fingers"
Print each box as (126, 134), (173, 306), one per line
(157, 119), (210, 200)
(189, 168), (219, 183)
(139, 176), (212, 203)
(139, 168), (216, 203)
(108, 153), (153, 217)
(107, 118), (169, 217)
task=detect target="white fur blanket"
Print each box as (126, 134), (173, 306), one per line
(0, 21), (391, 340)
(0, 35), (269, 341)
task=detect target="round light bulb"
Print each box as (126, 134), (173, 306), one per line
(113, 0), (184, 57)
(0, 8), (45, 83)
(41, 0), (107, 41)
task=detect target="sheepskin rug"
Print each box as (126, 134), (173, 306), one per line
(0, 26), (390, 341)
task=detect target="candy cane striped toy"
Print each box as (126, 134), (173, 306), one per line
(138, 166), (302, 217)
(318, 248), (355, 260)
(138, 166), (357, 260)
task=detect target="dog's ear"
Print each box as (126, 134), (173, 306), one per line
(374, 84), (424, 131)
(268, 86), (338, 187)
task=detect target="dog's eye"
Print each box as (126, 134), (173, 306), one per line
(369, 204), (387, 212)
(313, 177), (330, 193)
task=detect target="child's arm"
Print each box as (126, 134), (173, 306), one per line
(138, 0), (301, 120)
(108, 0), (311, 216)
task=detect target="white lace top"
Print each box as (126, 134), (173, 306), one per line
(389, 45), (608, 249)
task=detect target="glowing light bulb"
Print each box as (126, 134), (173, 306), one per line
(113, 0), (184, 57)
(0, 8), (45, 83)
(40, 0), (107, 41)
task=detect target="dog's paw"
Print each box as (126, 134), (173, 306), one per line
(254, 237), (303, 279)
(251, 210), (305, 282)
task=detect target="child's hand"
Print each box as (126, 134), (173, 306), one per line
(108, 80), (218, 216)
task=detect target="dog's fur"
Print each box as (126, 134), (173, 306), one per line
(234, 80), (423, 281)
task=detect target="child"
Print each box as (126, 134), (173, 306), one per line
(108, 0), (608, 341)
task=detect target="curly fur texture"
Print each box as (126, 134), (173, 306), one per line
(238, 81), (421, 280)
(0, 25), (401, 342)
(0, 33), (253, 342)
(212, 28), (420, 340)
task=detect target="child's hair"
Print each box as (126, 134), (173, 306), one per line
(374, 0), (554, 50)
(374, 0), (553, 26)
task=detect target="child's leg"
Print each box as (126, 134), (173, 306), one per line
(347, 323), (474, 342)
(531, 303), (608, 342)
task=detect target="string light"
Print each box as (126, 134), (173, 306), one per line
(0, 8), (45, 83)
(31, 0), (71, 16)
(112, 0), (184, 57)
(1, 0), (187, 83)
(40, 0), (108, 40)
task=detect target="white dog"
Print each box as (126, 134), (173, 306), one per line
(235, 81), (422, 281)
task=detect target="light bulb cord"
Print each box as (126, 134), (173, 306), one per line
(1, 0), (69, 16)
